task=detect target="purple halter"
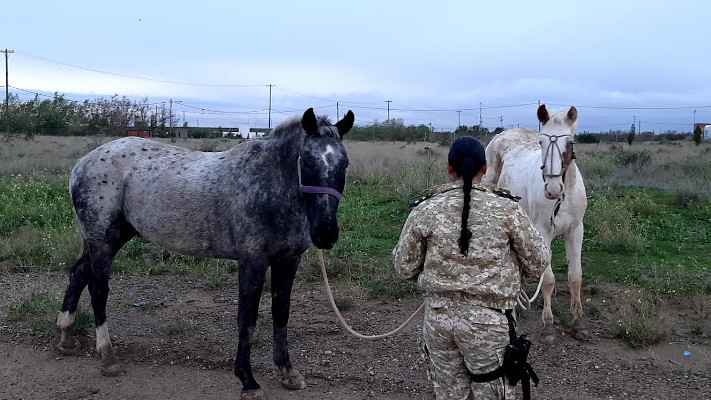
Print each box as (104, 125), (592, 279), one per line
(298, 155), (343, 202)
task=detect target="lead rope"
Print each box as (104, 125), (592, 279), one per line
(318, 249), (425, 340)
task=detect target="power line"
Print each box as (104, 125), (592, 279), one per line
(16, 51), (266, 88)
(547, 102), (711, 110)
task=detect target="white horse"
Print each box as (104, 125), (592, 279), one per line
(484, 105), (589, 343)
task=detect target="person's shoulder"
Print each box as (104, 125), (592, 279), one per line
(483, 185), (521, 202)
(409, 183), (460, 209)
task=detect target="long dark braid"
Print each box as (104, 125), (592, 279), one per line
(448, 137), (487, 256)
(459, 157), (475, 255)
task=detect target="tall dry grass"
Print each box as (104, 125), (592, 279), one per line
(2, 135), (710, 196)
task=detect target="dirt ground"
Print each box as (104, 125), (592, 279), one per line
(1, 270), (709, 400)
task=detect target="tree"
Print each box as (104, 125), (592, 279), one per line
(627, 123), (636, 145)
(693, 125), (703, 146)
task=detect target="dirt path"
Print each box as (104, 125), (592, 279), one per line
(1, 271), (709, 399)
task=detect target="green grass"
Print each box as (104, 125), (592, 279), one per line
(2, 173), (710, 298)
(573, 188), (711, 294)
(8, 292), (92, 332)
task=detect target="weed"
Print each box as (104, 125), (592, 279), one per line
(616, 290), (667, 348)
(673, 190), (701, 208)
(334, 297), (354, 311)
(689, 295), (709, 335)
(8, 292), (92, 333)
(587, 304), (602, 319)
(167, 320), (191, 335)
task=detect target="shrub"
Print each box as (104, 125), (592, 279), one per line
(576, 133), (600, 144)
(616, 291), (668, 348)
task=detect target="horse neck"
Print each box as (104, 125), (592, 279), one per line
(265, 132), (304, 188)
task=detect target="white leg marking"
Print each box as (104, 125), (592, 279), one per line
(96, 323), (112, 354)
(56, 311), (75, 330)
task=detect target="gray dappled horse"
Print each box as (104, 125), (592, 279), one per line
(56, 108), (354, 400)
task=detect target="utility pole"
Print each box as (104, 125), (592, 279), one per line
(638, 120), (641, 135)
(499, 116), (504, 128)
(2, 49), (14, 134)
(169, 99), (174, 140)
(267, 84), (274, 130)
(169, 99), (181, 140)
(336, 101), (339, 120)
(457, 110), (461, 130)
(385, 100), (392, 121)
(694, 109), (696, 130)
(479, 102), (483, 130)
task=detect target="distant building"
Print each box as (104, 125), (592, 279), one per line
(240, 125), (266, 139)
(694, 123), (711, 141)
(127, 129), (150, 138)
(174, 127), (189, 139)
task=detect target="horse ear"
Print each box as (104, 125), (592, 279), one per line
(567, 106), (578, 124)
(335, 110), (355, 138)
(302, 108), (319, 135)
(537, 104), (550, 125)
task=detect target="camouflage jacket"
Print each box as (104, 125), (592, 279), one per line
(393, 182), (550, 310)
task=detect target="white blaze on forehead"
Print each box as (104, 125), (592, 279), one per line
(321, 145), (336, 167)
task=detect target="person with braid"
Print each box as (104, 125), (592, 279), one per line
(393, 136), (550, 399)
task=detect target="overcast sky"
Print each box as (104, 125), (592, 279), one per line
(3, 0), (710, 132)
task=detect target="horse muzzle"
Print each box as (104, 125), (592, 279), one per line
(312, 224), (339, 249)
(544, 181), (565, 200)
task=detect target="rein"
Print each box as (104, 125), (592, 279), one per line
(318, 249), (425, 340)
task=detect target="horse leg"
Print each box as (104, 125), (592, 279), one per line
(566, 223), (589, 341)
(540, 265), (556, 345)
(86, 248), (124, 377)
(270, 256), (306, 391)
(57, 249), (91, 354)
(235, 261), (268, 400)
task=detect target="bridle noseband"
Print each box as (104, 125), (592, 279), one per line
(297, 155), (343, 202)
(540, 133), (575, 182)
(540, 132), (576, 227)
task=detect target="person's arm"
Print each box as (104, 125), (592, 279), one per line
(508, 205), (550, 278)
(393, 209), (428, 281)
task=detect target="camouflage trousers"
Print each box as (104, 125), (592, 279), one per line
(421, 297), (515, 400)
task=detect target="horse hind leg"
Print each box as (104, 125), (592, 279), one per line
(270, 256), (306, 391)
(87, 247), (124, 376)
(56, 249), (91, 355)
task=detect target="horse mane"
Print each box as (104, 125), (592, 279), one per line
(546, 109), (578, 132)
(269, 115), (340, 139)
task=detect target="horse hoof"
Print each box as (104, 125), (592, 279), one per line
(100, 363), (125, 377)
(240, 388), (266, 400)
(57, 337), (83, 355)
(573, 329), (591, 341)
(281, 369), (307, 390)
(572, 320), (591, 341)
(540, 326), (556, 345)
